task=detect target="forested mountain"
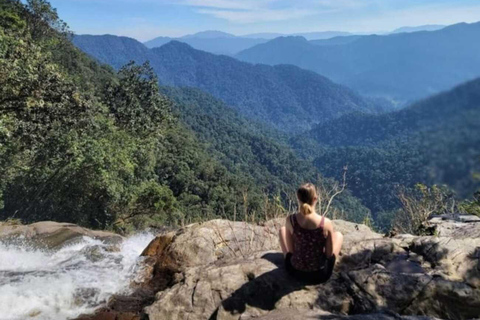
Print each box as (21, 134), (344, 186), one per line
(294, 78), (480, 228)
(73, 35), (385, 133)
(237, 22), (480, 104)
(0, 0), (370, 230)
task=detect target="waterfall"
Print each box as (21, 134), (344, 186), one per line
(0, 232), (155, 320)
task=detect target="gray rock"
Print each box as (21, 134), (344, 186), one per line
(81, 217), (480, 320)
(0, 221), (123, 248)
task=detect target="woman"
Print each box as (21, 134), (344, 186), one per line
(278, 183), (343, 284)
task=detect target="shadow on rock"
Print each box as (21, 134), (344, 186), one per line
(220, 252), (354, 317)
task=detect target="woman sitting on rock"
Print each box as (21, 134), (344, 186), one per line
(279, 183), (343, 284)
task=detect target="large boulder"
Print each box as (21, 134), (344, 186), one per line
(79, 217), (480, 320)
(0, 221), (123, 248)
(140, 218), (480, 320)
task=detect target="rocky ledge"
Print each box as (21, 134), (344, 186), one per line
(77, 215), (480, 320)
(0, 221), (123, 248)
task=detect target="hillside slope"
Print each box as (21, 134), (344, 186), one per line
(1, 0), (370, 229)
(237, 22), (480, 104)
(297, 79), (480, 224)
(73, 35), (385, 133)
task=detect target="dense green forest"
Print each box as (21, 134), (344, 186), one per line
(73, 35), (387, 133)
(161, 86), (370, 222)
(0, 0), (370, 231)
(294, 79), (480, 229)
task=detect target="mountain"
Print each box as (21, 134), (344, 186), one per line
(73, 34), (151, 67)
(242, 31), (352, 40)
(294, 78), (480, 226)
(74, 36), (386, 133)
(241, 32), (284, 39)
(181, 30), (236, 39)
(237, 22), (480, 105)
(143, 30), (354, 54)
(144, 32), (268, 55)
(160, 86), (370, 221)
(310, 35), (363, 46)
(143, 36), (172, 49)
(391, 24), (446, 33)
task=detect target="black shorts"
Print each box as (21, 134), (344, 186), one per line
(285, 252), (336, 284)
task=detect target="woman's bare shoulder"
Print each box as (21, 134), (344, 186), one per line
(322, 217), (335, 231)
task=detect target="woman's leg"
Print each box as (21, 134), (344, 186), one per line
(332, 231), (343, 257)
(279, 226), (294, 256)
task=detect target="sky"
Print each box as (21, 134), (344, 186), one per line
(49, 0), (480, 41)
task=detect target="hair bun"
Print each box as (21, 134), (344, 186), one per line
(300, 203), (313, 215)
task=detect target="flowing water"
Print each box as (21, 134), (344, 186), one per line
(0, 232), (155, 320)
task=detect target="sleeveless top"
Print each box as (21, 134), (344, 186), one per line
(289, 214), (327, 272)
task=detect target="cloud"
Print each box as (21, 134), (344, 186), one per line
(177, 0), (374, 24)
(182, 0), (272, 10)
(197, 8), (315, 23)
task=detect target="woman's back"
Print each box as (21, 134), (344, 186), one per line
(289, 213), (327, 271)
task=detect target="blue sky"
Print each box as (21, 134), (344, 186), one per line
(49, 0), (480, 41)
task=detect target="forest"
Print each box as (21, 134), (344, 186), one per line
(0, 0), (369, 233)
(1, 0), (479, 234)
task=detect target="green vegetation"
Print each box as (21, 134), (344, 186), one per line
(393, 184), (458, 235)
(298, 80), (480, 230)
(0, 0), (370, 231)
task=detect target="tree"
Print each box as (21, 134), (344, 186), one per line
(393, 184), (457, 235)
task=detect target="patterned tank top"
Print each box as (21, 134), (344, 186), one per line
(290, 214), (327, 272)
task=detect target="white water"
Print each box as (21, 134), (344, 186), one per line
(0, 232), (155, 320)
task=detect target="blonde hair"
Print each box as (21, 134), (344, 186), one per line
(297, 183), (317, 215)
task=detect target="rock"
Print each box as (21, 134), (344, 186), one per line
(141, 219), (281, 272)
(0, 221), (123, 248)
(410, 236), (480, 287)
(79, 217), (480, 320)
(145, 252), (356, 320)
(256, 309), (440, 320)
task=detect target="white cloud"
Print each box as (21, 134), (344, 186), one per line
(182, 0), (273, 10)
(179, 0), (374, 24)
(197, 8), (316, 23)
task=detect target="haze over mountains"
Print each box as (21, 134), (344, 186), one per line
(391, 24), (446, 34)
(237, 21), (480, 105)
(142, 25), (445, 55)
(143, 30), (353, 55)
(74, 35), (385, 133)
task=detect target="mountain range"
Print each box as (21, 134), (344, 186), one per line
(142, 26), (448, 55)
(73, 35), (386, 133)
(237, 22), (480, 105)
(143, 30), (353, 55)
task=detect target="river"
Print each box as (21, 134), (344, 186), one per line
(0, 232), (155, 320)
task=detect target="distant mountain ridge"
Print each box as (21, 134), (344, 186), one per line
(142, 25), (450, 55)
(391, 24), (446, 34)
(74, 35), (386, 133)
(143, 30), (353, 55)
(237, 21), (480, 105)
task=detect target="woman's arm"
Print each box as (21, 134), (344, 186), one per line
(281, 216), (295, 254)
(324, 219), (334, 258)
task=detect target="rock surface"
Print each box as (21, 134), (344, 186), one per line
(0, 221), (123, 248)
(81, 216), (480, 320)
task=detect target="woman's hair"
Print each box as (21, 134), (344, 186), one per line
(297, 183), (317, 215)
